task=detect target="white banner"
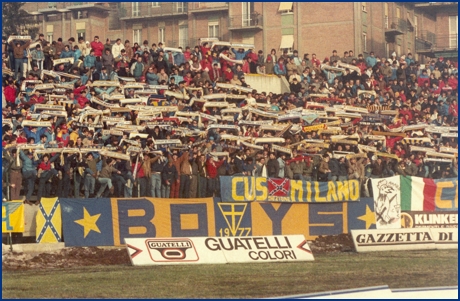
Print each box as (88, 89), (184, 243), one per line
(351, 228), (457, 252)
(125, 235), (314, 266)
(370, 176), (401, 230)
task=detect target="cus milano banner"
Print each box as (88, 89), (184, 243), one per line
(219, 176), (361, 203)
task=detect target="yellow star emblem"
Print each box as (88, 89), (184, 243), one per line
(357, 204), (376, 229)
(74, 207), (101, 238)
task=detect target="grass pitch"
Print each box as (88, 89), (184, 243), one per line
(2, 250), (457, 298)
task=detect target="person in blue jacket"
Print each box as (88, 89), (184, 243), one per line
(23, 126), (46, 143)
(19, 149), (39, 203)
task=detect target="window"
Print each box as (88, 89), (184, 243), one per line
(278, 2), (293, 14)
(362, 33), (367, 52)
(77, 30), (85, 41)
(395, 44), (401, 57)
(133, 29), (141, 44)
(280, 35), (294, 54)
(132, 2), (140, 17)
(75, 10), (88, 19)
(242, 2), (253, 27)
(158, 27), (165, 44)
(176, 2), (185, 13)
(362, 2), (367, 12)
(414, 15), (418, 37)
(47, 33), (53, 43)
(385, 42), (389, 57)
(179, 25), (188, 48)
(48, 2), (57, 8)
(151, 2), (159, 7)
(449, 15), (458, 48)
(208, 22), (219, 38)
(396, 7), (401, 19)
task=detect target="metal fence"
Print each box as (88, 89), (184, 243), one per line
(119, 2), (188, 19)
(416, 31), (458, 52)
(229, 13), (263, 28)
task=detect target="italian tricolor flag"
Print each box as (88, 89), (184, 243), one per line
(400, 176), (436, 211)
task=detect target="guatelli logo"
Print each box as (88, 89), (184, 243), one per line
(145, 239), (199, 262)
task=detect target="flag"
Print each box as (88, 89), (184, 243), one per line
(60, 198), (114, 247)
(36, 197), (62, 243)
(2, 201), (24, 233)
(370, 176), (401, 229)
(400, 176), (436, 212)
(267, 178), (290, 197)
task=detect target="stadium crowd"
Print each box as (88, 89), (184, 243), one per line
(1, 33), (458, 204)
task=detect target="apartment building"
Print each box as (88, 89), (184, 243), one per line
(23, 2), (458, 61)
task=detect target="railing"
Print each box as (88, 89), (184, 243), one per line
(189, 2), (229, 11)
(119, 2), (188, 19)
(416, 32), (458, 52)
(385, 17), (408, 33)
(229, 13), (263, 29)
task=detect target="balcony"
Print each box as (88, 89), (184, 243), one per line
(228, 14), (263, 31)
(414, 2), (458, 12)
(65, 3), (110, 12)
(416, 32), (458, 56)
(189, 2), (229, 13)
(119, 2), (188, 20)
(384, 17), (408, 36)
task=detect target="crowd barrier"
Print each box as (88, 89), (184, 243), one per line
(2, 176), (457, 247)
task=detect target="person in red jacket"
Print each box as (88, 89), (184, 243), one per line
(132, 158), (148, 197)
(73, 84), (87, 98)
(449, 99), (458, 122)
(206, 155), (226, 197)
(311, 53), (321, 68)
(199, 42), (211, 59)
(223, 66), (234, 82)
(4, 80), (17, 109)
(76, 94), (89, 108)
(29, 91), (45, 105)
(56, 124), (70, 147)
(90, 36), (104, 72)
(448, 73), (458, 90)
(36, 153), (59, 203)
(209, 63), (222, 83)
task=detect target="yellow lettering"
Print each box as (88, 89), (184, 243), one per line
(232, 177), (245, 201)
(290, 180), (303, 201)
(327, 181), (338, 202)
(349, 180), (360, 201)
(244, 177), (255, 201)
(305, 181), (312, 202)
(435, 181), (456, 209)
(256, 177), (268, 201)
(314, 182), (326, 202)
(129, 226), (148, 235)
(336, 181), (348, 201)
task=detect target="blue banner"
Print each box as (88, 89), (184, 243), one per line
(220, 176), (360, 203)
(61, 198), (114, 247)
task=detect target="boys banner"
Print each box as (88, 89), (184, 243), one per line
(219, 176), (360, 203)
(2, 201), (24, 233)
(59, 197), (376, 247)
